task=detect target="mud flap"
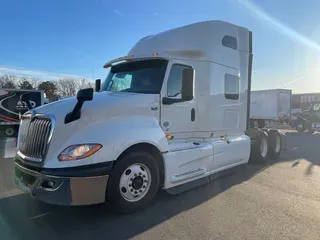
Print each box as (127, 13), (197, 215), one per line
(279, 131), (287, 151)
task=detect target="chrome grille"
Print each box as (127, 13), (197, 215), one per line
(19, 115), (53, 161)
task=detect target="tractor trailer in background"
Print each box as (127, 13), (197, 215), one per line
(294, 102), (320, 132)
(0, 89), (44, 137)
(250, 89), (292, 128)
(13, 20), (286, 214)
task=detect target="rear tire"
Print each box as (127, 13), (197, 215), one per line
(106, 151), (160, 214)
(250, 131), (269, 163)
(268, 131), (282, 159)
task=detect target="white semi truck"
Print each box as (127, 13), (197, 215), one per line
(14, 21), (285, 213)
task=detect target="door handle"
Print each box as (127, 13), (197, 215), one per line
(191, 108), (195, 122)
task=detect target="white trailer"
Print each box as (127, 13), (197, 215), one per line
(13, 21), (286, 213)
(250, 89), (292, 128)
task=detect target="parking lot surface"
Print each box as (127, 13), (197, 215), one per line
(0, 131), (319, 240)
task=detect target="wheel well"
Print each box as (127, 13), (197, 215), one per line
(117, 143), (165, 186)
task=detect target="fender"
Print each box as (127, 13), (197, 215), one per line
(44, 116), (168, 168)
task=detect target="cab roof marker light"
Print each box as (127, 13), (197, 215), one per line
(103, 55), (135, 68)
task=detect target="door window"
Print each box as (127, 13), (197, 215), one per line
(167, 64), (191, 98)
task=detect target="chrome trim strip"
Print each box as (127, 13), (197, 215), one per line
(34, 113), (56, 147)
(17, 150), (42, 162)
(17, 116), (29, 155)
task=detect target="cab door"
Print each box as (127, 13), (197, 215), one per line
(160, 60), (196, 139)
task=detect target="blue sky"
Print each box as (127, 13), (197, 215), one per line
(0, 0), (320, 93)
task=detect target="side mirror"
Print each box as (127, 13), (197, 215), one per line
(181, 68), (194, 101)
(95, 79), (101, 92)
(77, 88), (94, 102)
(65, 88), (93, 124)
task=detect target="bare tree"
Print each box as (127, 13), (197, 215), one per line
(87, 80), (95, 89)
(56, 78), (78, 96)
(77, 78), (92, 90)
(0, 74), (17, 88)
(55, 78), (94, 96)
(77, 78), (95, 90)
(19, 80), (34, 89)
(38, 81), (57, 100)
(30, 78), (41, 89)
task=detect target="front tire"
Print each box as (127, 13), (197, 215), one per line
(106, 151), (160, 214)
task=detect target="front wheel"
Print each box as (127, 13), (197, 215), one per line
(106, 151), (160, 214)
(296, 123), (305, 132)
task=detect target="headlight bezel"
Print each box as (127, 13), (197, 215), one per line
(58, 144), (102, 161)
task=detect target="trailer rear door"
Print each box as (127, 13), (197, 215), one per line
(279, 90), (291, 118)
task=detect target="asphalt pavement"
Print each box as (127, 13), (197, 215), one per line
(0, 131), (320, 240)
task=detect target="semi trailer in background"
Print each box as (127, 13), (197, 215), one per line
(14, 20), (286, 214)
(0, 89), (44, 136)
(250, 89), (292, 128)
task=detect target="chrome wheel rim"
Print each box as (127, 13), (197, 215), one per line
(260, 137), (268, 158)
(5, 128), (14, 136)
(119, 163), (151, 202)
(275, 135), (281, 153)
(297, 124), (303, 131)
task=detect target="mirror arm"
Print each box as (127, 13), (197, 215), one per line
(64, 100), (84, 124)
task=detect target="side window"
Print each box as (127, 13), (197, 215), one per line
(167, 64), (190, 98)
(109, 73), (132, 91)
(222, 35), (237, 50)
(225, 74), (239, 100)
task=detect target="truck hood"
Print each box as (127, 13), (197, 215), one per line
(32, 92), (160, 155)
(34, 91), (160, 125)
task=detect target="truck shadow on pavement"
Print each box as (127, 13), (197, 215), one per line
(0, 162), (273, 240)
(0, 131), (318, 240)
(282, 131), (320, 176)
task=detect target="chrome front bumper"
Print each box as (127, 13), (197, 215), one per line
(14, 159), (114, 206)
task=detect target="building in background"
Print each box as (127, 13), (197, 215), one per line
(292, 92), (320, 110)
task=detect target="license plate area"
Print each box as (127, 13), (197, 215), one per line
(15, 177), (31, 193)
(14, 166), (37, 193)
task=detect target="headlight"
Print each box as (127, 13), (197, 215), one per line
(58, 144), (102, 161)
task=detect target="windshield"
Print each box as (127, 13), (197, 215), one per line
(101, 59), (168, 94)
